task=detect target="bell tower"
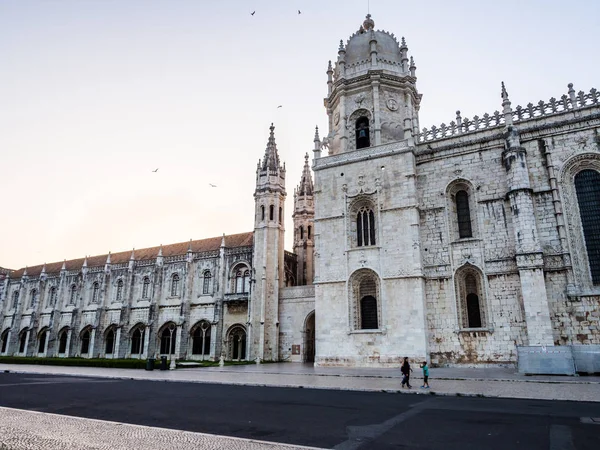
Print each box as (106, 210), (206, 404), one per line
(250, 124), (286, 361)
(293, 146), (315, 286)
(325, 14), (422, 155)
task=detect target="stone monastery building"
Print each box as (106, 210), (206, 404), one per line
(2, 15), (599, 367)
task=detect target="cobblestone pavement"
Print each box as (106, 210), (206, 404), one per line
(0, 406), (322, 450)
(1, 363), (598, 402)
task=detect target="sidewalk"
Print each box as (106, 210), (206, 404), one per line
(1, 362), (599, 402)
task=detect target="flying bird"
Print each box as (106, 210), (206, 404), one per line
(298, 10), (301, 14)
(251, 11), (255, 16)
(152, 168), (159, 172)
(209, 183), (217, 188)
(277, 105), (283, 108)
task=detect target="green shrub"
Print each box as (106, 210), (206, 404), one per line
(0, 356), (162, 369)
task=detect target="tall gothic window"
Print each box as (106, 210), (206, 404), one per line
(115, 279), (124, 302)
(171, 274), (180, 296)
(105, 328), (115, 354)
(58, 328), (69, 354)
(269, 205), (274, 221)
(29, 289), (38, 308)
(1, 329), (9, 353)
(91, 282), (100, 303)
(300, 226), (304, 240)
(69, 285), (77, 305)
(279, 207), (283, 222)
(19, 329), (28, 353)
(37, 329), (47, 354)
(308, 226), (311, 239)
(131, 326), (145, 356)
(159, 324), (177, 355)
(356, 117), (370, 149)
(12, 291), (19, 309)
(455, 266), (485, 329)
(261, 205), (265, 221)
(356, 207), (376, 247)
(227, 325), (246, 360)
(142, 277), (150, 299)
(202, 271), (212, 295)
(81, 329), (91, 354)
(349, 269), (381, 331)
(192, 321), (211, 356)
(48, 287), (57, 307)
(574, 169), (600, 285)
(234, 267), (250, 294)
(456, 190), (473, 238)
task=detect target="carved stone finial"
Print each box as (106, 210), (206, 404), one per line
(327, 60), (332, 72)
(401, 36), (407, 48)
(501, 81), (509, 100)
(501, 81), (513, 126)
(363, 14), (374, 31)
(314, 126), (320, 142)
(338, 40), (345, 52)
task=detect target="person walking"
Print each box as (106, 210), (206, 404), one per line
(400, 357), (413, 388)
(420, 361), (430, 389)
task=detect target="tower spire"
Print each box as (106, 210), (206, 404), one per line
(261, 123), (281, 171)
(298, 153), (314, 196)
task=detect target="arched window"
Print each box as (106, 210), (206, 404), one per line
(29, 289), (38, 308)
(356, 207), (376, 247)
(1, 329), (10, 354)
(12, 291), (19, 309)
(356, 117), (370, 149)
(349, 269), (381, 331)
(171, 274), (180, 296)
(130, 326), (145, 356)
(300, 226), (304, 240)
(105, 328), (115, 354)
(58, 328), (69, 353)
(308, 226), (311, 239)
(279, 207), (283, 222)
(91, 282), (100, 303)
(455, 266), (485, 329)
(360, 296), (378, 329)
(574, 169), (600, 285)
(191, 321), (211, 356)
(456, 190), (473, 238)
(202, 271), (212, 295)
(19, 329), (28, 353)
(115, 279), (124, 302)
(69, 285), (77, 305)
(142, 277), (150, 299)
(269, 205), (274, 221)
(227, 325), (246, 360)
(159, 323), (177, 355)
(234, 267), (250, 294)
(81, 329), (91, 354)
(261, 205), (265, 221)
(38, 329), (48, 354)
(48, 287), (57, 307)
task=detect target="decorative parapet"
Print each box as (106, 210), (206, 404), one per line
(313, 140), (410, 171)
(417, 85), (599, 143)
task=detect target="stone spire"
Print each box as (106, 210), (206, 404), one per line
(297, 153), (314, 196)
(261, 124), (281, 171)
(105, 252), (111, 273)
(501, 81), (513, 126)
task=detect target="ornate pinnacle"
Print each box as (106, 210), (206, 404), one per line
(130, 248), (136, 260)
(327, 60), (333, 72)
(338, 40), (345, 52)
(501, 81), (509, 100)
(401, 36), (407, 48)
(501, 81), (513, 126)
(314, 126), (320, 142)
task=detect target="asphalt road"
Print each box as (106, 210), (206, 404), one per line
(0, 372), (599, 449)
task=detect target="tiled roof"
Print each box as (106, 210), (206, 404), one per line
(8, 232), (253, 279)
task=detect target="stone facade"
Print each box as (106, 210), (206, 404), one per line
(1, 15), (599, 367)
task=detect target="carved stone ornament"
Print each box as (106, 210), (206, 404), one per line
(355, 93), (365, 106)
(386, 98), (399, 111)
(334, 112), (340, 126)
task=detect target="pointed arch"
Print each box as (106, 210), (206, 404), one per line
(348, 268), (381, 330)
(454, 264), (487, 329)
(0, 328), (10, 354)
(226, 324), (246, 361)
(104, 325), (117, 355)
(129, 323), (146, 357)
(80, 326), (92, 355)
(58, 327), (69, 354)
(158, 322), (177, 355)
(190, 320), (211, 356)
(37, 327), (49, 354)
(446, 179), (478, 241)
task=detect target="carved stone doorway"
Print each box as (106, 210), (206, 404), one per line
(304, 311), (315, 363)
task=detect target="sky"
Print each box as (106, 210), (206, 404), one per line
(1, 0), (599, 270)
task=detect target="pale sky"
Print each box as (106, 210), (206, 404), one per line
(1, 0), (599, 270)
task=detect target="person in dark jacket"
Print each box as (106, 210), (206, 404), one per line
(400, 357), (413, 388)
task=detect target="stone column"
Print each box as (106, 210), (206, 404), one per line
(142, 326), (149, 358)
(23, 329), (31, 356)
(89, 328), (96, 359)
(65, 329), (72, 357)
(114, 327), (121, 358)
(502, 127), (554, 346)
(371, 78), (381, 146)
